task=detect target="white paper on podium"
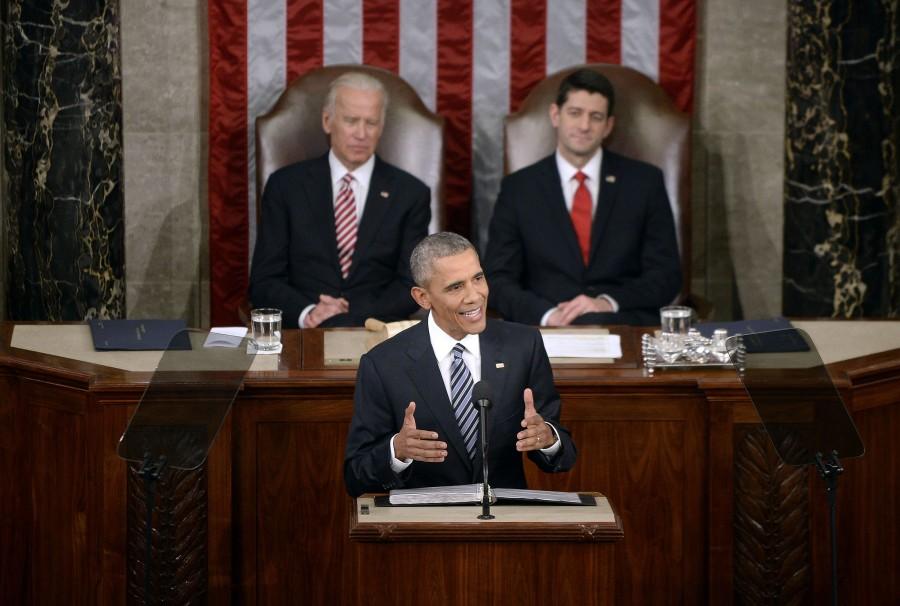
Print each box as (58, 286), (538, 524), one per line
(204, 326), (248, 348)
(540, 334), (622, 359)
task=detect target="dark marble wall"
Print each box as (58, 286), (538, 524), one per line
(2, 0), (125, 320)
(784, 1), (900, 317)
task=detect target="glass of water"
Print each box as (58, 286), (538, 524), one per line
(658, 305), (693, 362)
(660, 305), (693, 336)
(250, 308), (282, 351)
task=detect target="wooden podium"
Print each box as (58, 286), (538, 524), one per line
(3, 322), (900, 604)
(349, 493), (623, 605)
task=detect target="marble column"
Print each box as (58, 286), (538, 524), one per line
(784, 1), (900, 317)
(2, 0), (125, 320)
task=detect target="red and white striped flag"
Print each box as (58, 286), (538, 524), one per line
(208, 0), (696, 325)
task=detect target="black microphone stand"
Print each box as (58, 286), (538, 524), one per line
(476, 403), (493, 520)
(138, 451), (167, 606)
(814, 450), (844, 606)
(471, 381), (495, 520)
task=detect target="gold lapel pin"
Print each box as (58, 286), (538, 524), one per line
(605, 175), (616, 183)
(495, 362), (505, 369)
(380, 191), (390, 198)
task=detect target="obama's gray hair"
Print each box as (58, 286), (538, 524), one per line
(410, 232), (477, 287)
(323, 72), (388, 120)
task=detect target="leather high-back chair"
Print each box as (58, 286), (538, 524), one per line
(256, 65), (445, 233)
(504, 64), (691, 304)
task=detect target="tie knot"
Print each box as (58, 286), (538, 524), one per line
(341, 173), (354, 186)
(574, 171), (587, 185)
(452, 343), (465, 359)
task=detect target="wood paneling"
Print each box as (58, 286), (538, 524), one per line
(351, 542), (615, 605)
(0, 370), (28, 603)
(27, 390), (89, 604)
(3, 326), (899, 605)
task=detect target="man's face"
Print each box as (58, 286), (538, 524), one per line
(549, 89), (615, 167)
(412, 249), (489, 341)
(322, 86), (385, 170)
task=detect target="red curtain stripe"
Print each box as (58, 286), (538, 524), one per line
(509, 0), (547, 113)
(436, 0), (474, 236)
(286, 0), (324, 84)
(208, 0), (249, 326)
(363, 0), (400, 72)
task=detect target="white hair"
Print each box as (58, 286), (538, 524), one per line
(323, 72), (388, 120)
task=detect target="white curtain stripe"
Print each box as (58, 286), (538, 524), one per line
(546, 0), (586, 74)
(471, 0), (511, 249)
(621, 0), (660, 82)
(324, 0), (363, 65)
(246, 0), (287, 262)
(399, 0), (438, 111)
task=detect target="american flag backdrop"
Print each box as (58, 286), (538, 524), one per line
(208, 0), (696, 325)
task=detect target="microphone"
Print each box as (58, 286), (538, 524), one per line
(471, 380), (494, 519)
(472, 380), (493, 410)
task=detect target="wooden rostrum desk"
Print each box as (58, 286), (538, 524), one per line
(2, 322), (899, 605)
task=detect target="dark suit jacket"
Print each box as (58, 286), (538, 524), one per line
(249, 153), (430, 328)
(485, 151), (681, 325)
(344, 319), (577, 497)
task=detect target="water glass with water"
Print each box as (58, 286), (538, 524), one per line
(660, 305), (693, 336)
(251, 308), (282, 351)
(658, 305), (693, 362)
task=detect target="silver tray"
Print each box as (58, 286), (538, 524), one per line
(641, 333), (744, 374)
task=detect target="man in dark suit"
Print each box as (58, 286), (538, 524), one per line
(249, 72), (430, 328)
(485, 69), (681, 326)
(344, 232), (576, 497)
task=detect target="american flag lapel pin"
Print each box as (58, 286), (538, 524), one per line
(380, 191), (389, 198)
(605, 175), (616, 183)
(496, 362), (505, 369)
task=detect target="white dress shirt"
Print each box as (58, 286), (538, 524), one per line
(539, 149), (619, 326)
(556, 148), (602, 217)
(299, 151), (377, 327)
(390, 313), (560, 471)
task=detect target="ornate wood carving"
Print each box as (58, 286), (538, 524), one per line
(126, 463), (208, 605)
(734, 426), (810, 605)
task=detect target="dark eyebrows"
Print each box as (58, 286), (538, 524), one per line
(442, 271), (484, 292)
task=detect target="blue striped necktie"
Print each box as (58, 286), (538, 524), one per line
(450, 343), (478, 459)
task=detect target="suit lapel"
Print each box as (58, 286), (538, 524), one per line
(349, 157), (393, 280)
(538, 158), (584, 268)
(307, 154), (342, 275)
(405, 324), (473, 470)
(589, 150), (619, 265)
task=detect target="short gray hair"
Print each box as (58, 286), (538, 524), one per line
(323, 72), (388, 120)
(410, 232), (477, 287)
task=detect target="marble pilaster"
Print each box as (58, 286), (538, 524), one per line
(784, 0), (900, 317)
(692, 0), (787, 320)
(2, 0), (125, 320)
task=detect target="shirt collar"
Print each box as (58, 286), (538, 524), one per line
(427, 311), (481, 361)
(555, 147), (603, 184)
(328, 150), (375, 187)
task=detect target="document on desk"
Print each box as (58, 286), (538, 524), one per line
(540, 333), (622, 359)
(204, 326), (248, 348)
(387, 483), (586, 506)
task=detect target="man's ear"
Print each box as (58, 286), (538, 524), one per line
(322, 111), (332, 135)
(549, 103), (560, 128)
(411, 286), (431, 310)
(603, 115), (615, 139)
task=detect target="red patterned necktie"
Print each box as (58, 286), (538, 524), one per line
(335, 173), (357, 279)
(571, 171), (592, 264)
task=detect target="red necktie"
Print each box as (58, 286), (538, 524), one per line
(335, 173), (357, 279)
(571, 171), (592, 264)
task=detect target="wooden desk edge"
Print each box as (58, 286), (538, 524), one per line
(348, 492), (624, 543)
